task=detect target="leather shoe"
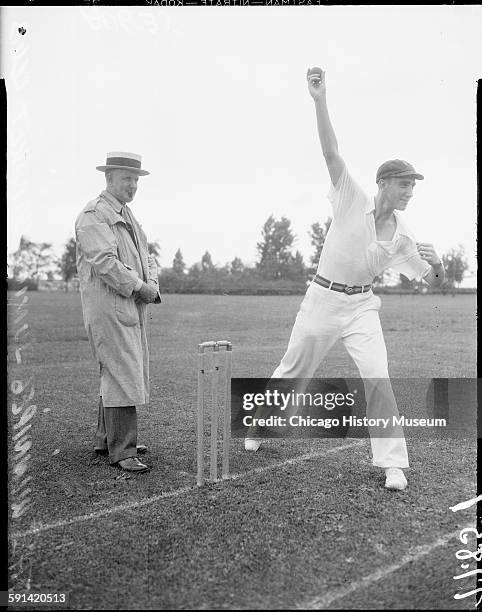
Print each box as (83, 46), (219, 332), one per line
(96, 445), (148, 456)
(118, 457), (149, 472)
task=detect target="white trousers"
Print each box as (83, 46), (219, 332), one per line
(272, 283), (409, 469)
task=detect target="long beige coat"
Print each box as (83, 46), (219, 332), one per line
(75, 190), (160, 407)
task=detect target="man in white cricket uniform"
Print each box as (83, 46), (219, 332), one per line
(245, 68), (445, 490)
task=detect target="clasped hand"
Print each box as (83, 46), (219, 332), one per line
(135, 281), (158, 304)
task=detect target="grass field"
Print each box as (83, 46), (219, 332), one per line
(7, 291), (478, 610)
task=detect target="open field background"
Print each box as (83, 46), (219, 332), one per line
(7, 292), (478, 610)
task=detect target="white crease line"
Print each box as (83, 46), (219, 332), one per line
(298, 527), (473, 610)
(11, 440), (365, 539)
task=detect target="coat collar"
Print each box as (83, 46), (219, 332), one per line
(100, 189), (124, 214)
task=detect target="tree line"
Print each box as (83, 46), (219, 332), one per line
(8, 216), (471, 294)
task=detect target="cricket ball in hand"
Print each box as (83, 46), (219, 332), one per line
(307, 67), (323, 78)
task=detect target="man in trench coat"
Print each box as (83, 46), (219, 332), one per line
(75, 152), (161, 472)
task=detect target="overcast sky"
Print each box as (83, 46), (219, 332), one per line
(3, 5), (480, 281)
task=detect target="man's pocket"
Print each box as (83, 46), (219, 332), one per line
(114, 293), (139, 326)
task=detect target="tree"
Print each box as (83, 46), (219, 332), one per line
(59, 237), (77, 289)
(148, 240), (161, 268)
(201, 250), (214, 272)
(188, 262), (202, 280)
(256, 215), (298, 280)
(172, 248), (186, 275)
(8, 236), (58, 286)
(308, 217), (332, 272)
(230, 256), (244, 275)
(442, 246), (469, 289)
(285, 250), (307, 281)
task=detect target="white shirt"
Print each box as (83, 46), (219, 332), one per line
(317, 165), (431, 285)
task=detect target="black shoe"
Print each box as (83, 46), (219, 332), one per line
(118, 457), (149, 472)
(95, 445), (148, 456)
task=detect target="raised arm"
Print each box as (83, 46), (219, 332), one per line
(307, 67), (345, 186)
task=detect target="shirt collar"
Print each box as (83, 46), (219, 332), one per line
(100, 189), (125, 214)
(393, 210), (416, 241)
(367, 197), (416, 242)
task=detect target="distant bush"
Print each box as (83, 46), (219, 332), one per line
(158, 268), (307, 295)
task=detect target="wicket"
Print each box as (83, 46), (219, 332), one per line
(196, 340), (232, 486)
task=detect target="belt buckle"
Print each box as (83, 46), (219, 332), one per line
(344, 285), (355, 295)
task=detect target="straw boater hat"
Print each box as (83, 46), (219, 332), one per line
(96, 152), (150, 176)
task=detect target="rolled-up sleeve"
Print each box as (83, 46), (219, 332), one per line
(76, 211), (141, 297)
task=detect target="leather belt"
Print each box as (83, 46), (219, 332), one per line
(313, 274), (372, 295)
